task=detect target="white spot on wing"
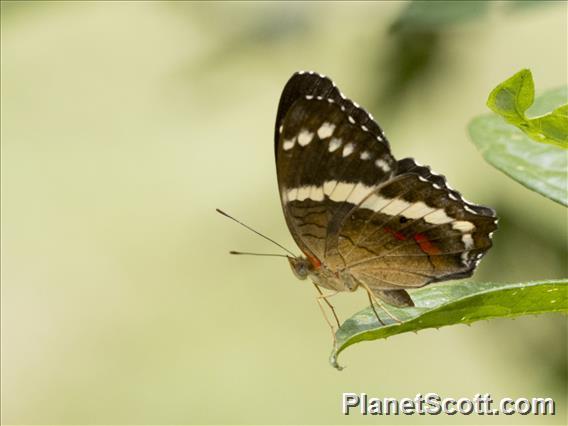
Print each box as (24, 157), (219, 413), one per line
(298, 130), (314, 146)
(424, 209), (453, 224)
(317, 122), (335, 139)
(360, 151), (371, 160)
(308, 185), (324, 201)
(375, 159), (391, 173)
(283, 138), (295, 151)
(460, 233), (475, 264)
(452, 221), (476, 233)
(382, 199), (411, 216)
(323, 180), (337, 196)
(461, 234), (474, 266)
(288, 185), (325, 202)
(287, 188), (298, 202)
(329, 182), (356, 202)
(346, 182), (375, 204)
(296, 186), (311, 201)
(462, 234), (474, 250)
(328, 137), (342, 152)
(342, 143), (354, 157)
(285, 181), (379, 205)
(360, 194), (391, 212)
(403, 201), (434, 219)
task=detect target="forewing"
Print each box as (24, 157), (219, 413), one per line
(275, 73), (396, 263)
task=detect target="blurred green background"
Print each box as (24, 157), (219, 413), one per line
(1, 1), (566, 424)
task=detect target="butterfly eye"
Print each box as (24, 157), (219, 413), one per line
(297, 263), (309, 279)
(289, 257), (309, 280)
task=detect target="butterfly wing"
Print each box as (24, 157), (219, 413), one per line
(274, 71), (497, 293)
(275, 72), (396, 265)
(337, 159), (497, 291)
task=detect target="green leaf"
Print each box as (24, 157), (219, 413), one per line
(330, 280), (568, 370)
(485, 69), (568, 148)
(488, 68), (534, 119)
(532, 104), (568, 144)
(469, 87), (568, 206)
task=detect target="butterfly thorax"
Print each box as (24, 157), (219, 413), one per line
(312, 266), (359, 292)
(288, 256), (358, 292)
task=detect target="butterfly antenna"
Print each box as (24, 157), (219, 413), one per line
(229, 251), (291, 258)
(216, 208), (296, 257)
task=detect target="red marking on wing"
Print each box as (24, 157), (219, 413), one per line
(383, 227), (407, 241)
(414, 233), (441, 255)
(306, 253), (322, 269)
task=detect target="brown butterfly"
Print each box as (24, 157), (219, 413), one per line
(221, 71), (497, 328)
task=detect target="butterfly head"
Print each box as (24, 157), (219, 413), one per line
(288, 256), (311, 280)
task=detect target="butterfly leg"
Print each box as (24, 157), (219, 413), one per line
(314, 295), (337, 344)
(314, 286), (341, 328)
(312, 283), (341, 343)
(365, 289), (386, 326)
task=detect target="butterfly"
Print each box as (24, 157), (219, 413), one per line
(273, 71), (497, 316)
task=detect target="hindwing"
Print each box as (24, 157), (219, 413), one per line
(337, 160), (497, 291)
